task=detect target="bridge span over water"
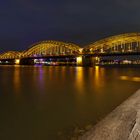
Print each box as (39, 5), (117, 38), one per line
(1, 33), (140, 66)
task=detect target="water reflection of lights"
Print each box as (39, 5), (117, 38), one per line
(75, 67), (84, 94)
(33, 67), (45, 93)
(132, 77), (140, 82)
(120, 76), (140, 82)
(119, 76), (129, 80)
(89, 66), (105, 90)
(95, 66), (99, 77)
(13, 66), (20, 93)
(95, 66), (100, 88)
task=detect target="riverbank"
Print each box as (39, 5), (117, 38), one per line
(79, 89), (140, 140)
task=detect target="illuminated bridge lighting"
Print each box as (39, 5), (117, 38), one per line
(21, 40), (80, 58)
(0, 51), (21, 60)
(15, 59), (20, 65)
(0, 33), (140, 65)
(76, 56), (83, 65)
(83, 33), (140, 54)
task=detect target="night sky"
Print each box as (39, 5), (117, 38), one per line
(1, 0), (140, 52)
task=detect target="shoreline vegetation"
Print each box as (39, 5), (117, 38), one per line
(75, 89), (140, 140)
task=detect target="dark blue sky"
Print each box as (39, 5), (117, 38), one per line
(0, 0), (140, 52)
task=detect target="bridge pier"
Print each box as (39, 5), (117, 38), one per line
(76, 54), (140, 66)
(1, 54), (140, 66)
(76, 56), (83, 66)
(15, 59), (20, 65)
(76, 56), (96, 66)
(90, 56), (100, 65)
(20, 57), (77, 66)
(20, 58), (34, 65)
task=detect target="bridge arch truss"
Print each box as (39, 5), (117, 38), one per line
(83, 33), (140, 54)
(0, 51), (21, 59)
(22, 41), (80, 58)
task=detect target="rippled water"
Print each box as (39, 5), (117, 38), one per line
(0, 65), (140, 140)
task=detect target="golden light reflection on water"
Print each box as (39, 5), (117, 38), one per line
(2, 65), (140, 140)
(75, 66), (106, 95)
(94, 66), (105, 90)
(120, 76), (129, 80)
(120, 76), (140, 82)
(13, 66), (21, 94)
(132, 77), (140, 82)
(95, 66), (100, 87)
(75, 67), (84, 94)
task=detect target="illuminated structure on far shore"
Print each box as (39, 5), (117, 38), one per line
(1, 33), (140, 66)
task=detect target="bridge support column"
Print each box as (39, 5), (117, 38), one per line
(90, 56), (100, 65)
(76, 56), (83, 66)
(20, 58), (34, 65)
(76, 56), (93, 66)
(15, 59), (20, 65)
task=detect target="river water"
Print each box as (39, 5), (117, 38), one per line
(0, 65), (140, 140)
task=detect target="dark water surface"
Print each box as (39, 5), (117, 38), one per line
(0, 65), (140, 140)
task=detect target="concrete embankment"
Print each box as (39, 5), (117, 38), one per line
(79, 89), (140, 140)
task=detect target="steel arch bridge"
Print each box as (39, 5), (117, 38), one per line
(21, 41), (80, 58)
(83, 33), (140, 54)
(0, 51), (21, 59)
(0, 33), (140, 65)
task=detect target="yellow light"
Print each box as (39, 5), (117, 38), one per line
(76, 56), (82, 65)
(119, 76), (140, 82)
(132, 77), (140, 82)
(95, 66), (99, 81)
(79, 48), (83, 53)
(15, 59), (20, 65)
(95, 57), (99, 61)
(95, 65), (99, 70)
(119, 76), (129, 80)
(95, 57), (100, 64)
